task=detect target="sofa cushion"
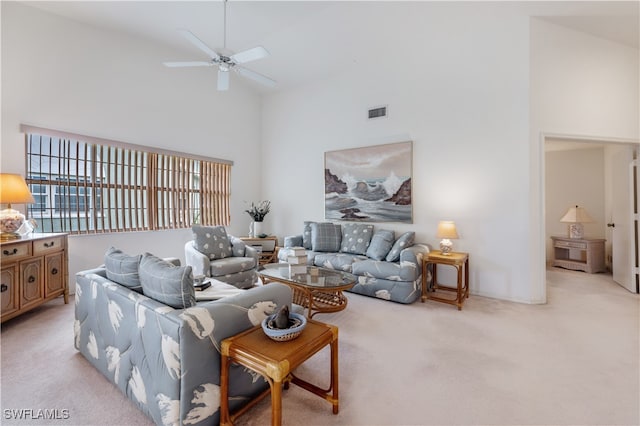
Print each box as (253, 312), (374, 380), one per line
(366, 229), (395, 260)
(192, 224), (232, 260)
(139, 253), (196, 309)
(385, 231), (415, 262)
(340, 223), (374, 255)
(352, 259), (418, 281)
(104, 247), (142, 292)
(313, 253), (367, 272)
(310, 222), (342, 252)
(302, 221), (314, 249)
(209, 256), (256, 277)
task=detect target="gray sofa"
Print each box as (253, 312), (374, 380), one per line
(279, 221), (429, 304)
(74, 253), (291, 425)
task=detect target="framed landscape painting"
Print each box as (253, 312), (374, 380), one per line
(324, 141), (412, 223)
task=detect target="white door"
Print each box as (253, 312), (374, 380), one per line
(609, 145), (638, 293)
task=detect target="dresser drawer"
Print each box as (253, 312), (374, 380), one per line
(33, 236), (65, 255)
(1, 241), (32, 262)
(554, 240), (587, 250)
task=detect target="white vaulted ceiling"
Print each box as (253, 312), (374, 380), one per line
(23, 1), (639, 93)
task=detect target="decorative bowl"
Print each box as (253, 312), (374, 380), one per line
(261, 312), (307, 342)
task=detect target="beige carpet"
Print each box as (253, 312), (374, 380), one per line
(1, 268), (638, 425)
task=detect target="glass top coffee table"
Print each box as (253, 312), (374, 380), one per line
(259, 264), (356, 318)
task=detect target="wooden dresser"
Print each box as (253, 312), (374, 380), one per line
(1, 233), (68, 323)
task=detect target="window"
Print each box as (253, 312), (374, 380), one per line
(23, 125), (232, 234)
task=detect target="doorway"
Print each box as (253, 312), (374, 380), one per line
(544, 135), (639, 293)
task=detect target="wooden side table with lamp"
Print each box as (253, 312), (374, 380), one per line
(552, 205), (606, 273)
(421, 221), (470, 310)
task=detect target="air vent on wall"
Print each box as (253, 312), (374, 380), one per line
(368, 105), (388, 119)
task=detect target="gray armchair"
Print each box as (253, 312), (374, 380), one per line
(185, 225), (259, 289)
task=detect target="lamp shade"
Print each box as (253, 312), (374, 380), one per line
(560, 205), (593, 223)
(437, 221), (458, 239)
(0, 174), (35, 204)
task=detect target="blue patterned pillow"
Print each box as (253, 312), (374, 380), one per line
(192, 225), (233, 260)
(139, 253), (196, 309)
(385, 231), (415, 262)
(366, 229), (395, 260)
(302, 221), (315, 249)
(310, 222), (342, 252)
(340, 223), (374, 255)
(104, 247), (142, 291)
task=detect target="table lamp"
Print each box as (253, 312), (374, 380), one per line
(437, 220), (458, 255)
(0, 174), (35, 241)
(560, 205), (593, 239)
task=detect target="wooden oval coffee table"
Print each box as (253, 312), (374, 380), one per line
(259, 263), (356, 318)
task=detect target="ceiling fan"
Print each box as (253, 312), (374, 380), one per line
(163, 0), (276, 91)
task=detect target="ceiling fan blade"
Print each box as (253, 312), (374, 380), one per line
(217, 69), (230, 91)
(230, 46), (269, 64)
(235, 66), (276, 88)
(163, 61), (212, 68)
(177, 29), (220, 60)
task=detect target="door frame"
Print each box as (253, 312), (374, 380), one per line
(536, 132), (639, 303)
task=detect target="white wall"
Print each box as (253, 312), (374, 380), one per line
(545, 147), (606, 262)
(1, 2), (264, 293)
(530, 19), (639, 301)
(262, 3), (533, 302)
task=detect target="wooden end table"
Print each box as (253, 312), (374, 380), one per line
(220, 319), (339, 426)
(550, 236), (606, 273)
(422, 250), (469, 310)
(239, 236), (278, 265)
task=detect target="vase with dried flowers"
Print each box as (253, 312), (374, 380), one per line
(245, 200), (271, 237)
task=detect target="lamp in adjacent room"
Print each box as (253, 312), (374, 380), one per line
(437, 220), (458, 255)
(560, 205), (593, 239)
(0, 174), (35, 241)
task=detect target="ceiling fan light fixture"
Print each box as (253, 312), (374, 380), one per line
(162, 0), (275, 91)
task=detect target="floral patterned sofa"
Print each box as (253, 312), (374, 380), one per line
(74, 249), (291, 425)
(278, 222), (429, 304)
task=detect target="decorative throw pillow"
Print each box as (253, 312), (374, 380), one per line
(104, 247), (142, 291)
(310, 222), (342, 252)
(302, 221), (315, 249)
(340, 223), (374, 255)
(385, 231), (415, 262)
(192, 224), (233, 260)
(139, 253), (196, 309)
(366, 229), (395, 261)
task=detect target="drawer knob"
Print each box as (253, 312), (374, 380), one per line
(28, 276), (36, 283)
(51, 268), (58, 275)
(3, 248), (18, 256)
(0, 284), (7, 292)
(44, 242), (55, 248)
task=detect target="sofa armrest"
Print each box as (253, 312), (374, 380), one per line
(229, 235), (259, 265)
(76, 267), (109, 279)
(185, 240), (210, 277)
(398, 243), (430, 281)
(283, 235), (303, 248)
(401, 243), (430, 263)
(177, 283), (292, 422)
(243, 244), (260, 265)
